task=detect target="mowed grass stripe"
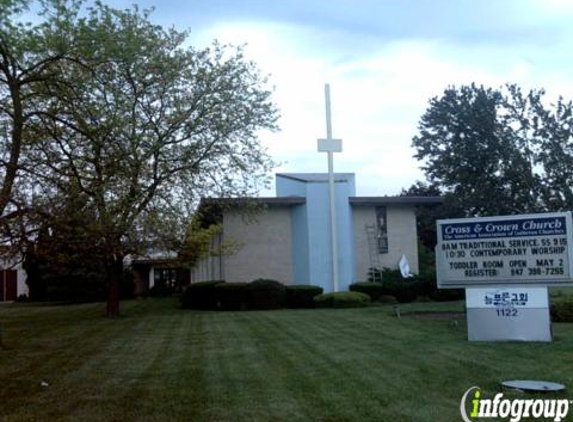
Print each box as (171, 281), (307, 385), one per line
(65, 307), (211, 422)
(1, 302), (134, 420)
(2, 298), (573, 422)
(243, 310), (392, 422)
(239, 310), (362, 422)
(277, 309), (457, 421)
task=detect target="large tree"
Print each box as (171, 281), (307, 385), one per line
(8, 1), (278, 315)
(412, 83), (552, 217)
(0, 0), (81, 222)
(530, 94), (573, 211)
(400, 181), (463, 251)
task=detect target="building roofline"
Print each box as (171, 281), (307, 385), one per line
(349, 196), (443, 206)
(276, 173), (355, 183)
(131, 258), (179, 267)
(199, 196), (441, 208)
(200, 197), (306, 207)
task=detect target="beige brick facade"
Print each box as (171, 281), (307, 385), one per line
(222, 207), (293, 284)
(352, 204), (419, 281)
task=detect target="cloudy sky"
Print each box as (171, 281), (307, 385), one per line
(115, 0), (573, 196)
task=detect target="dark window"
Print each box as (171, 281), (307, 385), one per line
(152, 267), (191, 293)
(375, 206), (388, 254)
(154, 268), (178, 291)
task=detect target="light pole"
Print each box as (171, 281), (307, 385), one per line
(317, 84), (342, 292)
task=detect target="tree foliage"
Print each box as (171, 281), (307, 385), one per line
(1, 0), (279, 315)
(410, 83), (573, 253)
(412, 83), (553, 217)
(531, 95), (573, 211)
(0, 0), (83, 221)
(400, 181), (463, 250)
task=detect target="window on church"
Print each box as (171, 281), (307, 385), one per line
(154, 268), (178, 291)
(375, 206), (389, 254)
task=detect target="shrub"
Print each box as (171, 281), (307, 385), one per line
(180, 280), (225, 310)
(215, 283), (248, 311)
(551, 296), (573, 322)
(380, 279), (419, 303)
(46, 276), (106, 303)
(285, 285), (323, 308)
(349, 282), (385, 301)
(418, 245), (464, 302)
(417, 268), (437, 297)
(368, 267), (431, 303)
(390, 281), (419, 303)
(428, 287), (465, 302)
(417, 268), (465, 301)
(314, 291), (370, 308)
(381, 267), (403, 283)
(369, 267), (419, 303)
(149, 284), (172, 297)
(247, 279), (286, 310)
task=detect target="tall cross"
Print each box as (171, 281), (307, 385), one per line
(317, 84), (342, 292)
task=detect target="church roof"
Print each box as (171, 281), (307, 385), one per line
(200, 197), (306, 206)
(198, 195), (441, 210)
(349, 196), (443, 206)
(276, 173), (355, 183)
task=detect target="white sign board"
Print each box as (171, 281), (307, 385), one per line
(436, 212), (573, 288)
(465, 287), (551, 342)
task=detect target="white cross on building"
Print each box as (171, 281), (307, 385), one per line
(317, 84), (343, 292)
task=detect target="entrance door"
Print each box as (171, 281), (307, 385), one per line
(0, 269), (17, 301)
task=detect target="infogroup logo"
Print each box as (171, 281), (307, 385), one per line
(460, 386), (570, 422)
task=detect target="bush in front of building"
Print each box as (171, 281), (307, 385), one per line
(551, 296), (573, 322)
(246, 279), (286, 310)
(383, 279), (419, 303)
(367, 268), (419, 303)
(428, 286), (465, 302)
(285, 285), (324, 308)
(394, 283), (419, 303)
(314, 291), (371, 308)
(349, 282), (386, 301)
(417, 244), (465, 301)
(180, 280), (225, 310)
(417, 272), (465, 301)
(215, 283), (248, 311)
(371, 267), (451, 303)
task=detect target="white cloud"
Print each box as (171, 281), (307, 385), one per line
(191, 17), (573, 196)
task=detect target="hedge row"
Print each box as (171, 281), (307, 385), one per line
(286, 285), (324, 309)
(363, 267), (464, 303)
(180, 279), (324, 310)
(314, 291), (370, 308)
(551, 296), (573, 322)
(350, 279), (419, 303)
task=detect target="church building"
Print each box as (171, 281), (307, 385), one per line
(189, 172), (441, 293)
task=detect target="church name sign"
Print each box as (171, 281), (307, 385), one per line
(436, 212), (573, 288)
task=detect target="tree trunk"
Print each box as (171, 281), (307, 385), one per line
(0, 79), (24, 218)
(105, 256), (123, 317)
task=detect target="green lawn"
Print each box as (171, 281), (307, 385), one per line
(1, 298), (572, 422)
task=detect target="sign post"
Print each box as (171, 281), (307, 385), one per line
(436, 212), (573, 341)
